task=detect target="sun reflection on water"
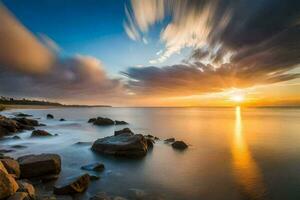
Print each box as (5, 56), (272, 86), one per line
(232, 106), (267, 199)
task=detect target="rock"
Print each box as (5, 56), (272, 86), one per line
(11, 145), (27, 149)
(31, 130), (52, 137)
(12, 136), (21, 140)
(164, 138), (175, 143)
(93, 117), (114, 126)
(146, 138), (154, 148)
(39, 123), (46, 127)
(88, 175), (100, 181)
(0, 170), (19, 199)
(1, 158), (20, 178)
(92, 134), (148, 158)
(17, 180), (35, 199)
(81, 163), (105, 172)
(0, 115), (20, 133)
(53, 174), (90, 195)
(115, 120), (128, 125)
(0, 160), (8, 174)
(18, 154), (61, 178)
(46, 114), (54, 119)
(15, 113), (32, 117)
(7, 192), (30, 200)
(59, 118), (65, 121)
(114, 128), (134, 136)
(74, 141), (92, 145)
(171, 141), (188, 150)
(88, 118), (96, 123)
(12, 118), (39, 128)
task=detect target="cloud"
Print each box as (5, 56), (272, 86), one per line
(0, 4), (123, 103)
(123, 0), (300, 96)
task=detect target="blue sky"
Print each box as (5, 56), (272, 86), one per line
(2, 0), (188, 77)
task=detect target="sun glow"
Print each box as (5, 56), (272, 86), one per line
(230, 94), (245, 103)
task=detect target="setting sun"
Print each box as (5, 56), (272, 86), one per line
(231, 95), (245, 103)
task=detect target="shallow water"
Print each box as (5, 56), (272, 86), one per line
(1, 107), (300, 200)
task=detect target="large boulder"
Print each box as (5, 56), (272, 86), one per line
(0, 168), (19, 199)
(12, 118), (39, 127)
(172, 141), (188, 150)
(18, 154), (61, 178)
(1, 158), (20, 178)
(93, 117), (114, 126)
(92, 134), (149, 158)
(114, 128), (134, 136)
(0, 115), (20, 134)
(31, 130), (52, 137)
(53, 174), (90, 195)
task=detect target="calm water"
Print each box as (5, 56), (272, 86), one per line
(1, 107), (300, 200)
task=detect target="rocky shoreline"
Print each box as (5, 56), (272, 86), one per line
(0, 113), (189, 200)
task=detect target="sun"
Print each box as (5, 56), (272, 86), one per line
(230, 94), (245, 103)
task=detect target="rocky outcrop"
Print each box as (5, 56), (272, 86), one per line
(93, 117), (115, 126)
(114, 128), (134, 136)
(17, 180), (35, 199)
(172, 141), (188, 150)
(1, 158), (20, 178)
(92, 134), (149, 158)
(164, 138), (175, 143)
(0, 164), (19, 199)
(81, 163), (105, 172)
(88, 118), (96, 123)
(18, 154), (61, 178)
(115, 120), (128, 125)
(46, 114), (54, 119)
(31, 130), (52, 137)
(53, 174), (90, 195)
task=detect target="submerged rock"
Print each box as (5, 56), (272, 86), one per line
(93, 117), (115, 126)
(18, 154), (61, 178)
(164, 138), (175, 143)
(88, 118), (96, 123)
(114, 128), (134, 136)
(92, 134), (149, 158)
(81, 163), (105, 172)
(59, 118), (65, 121)
(31, 130), (52, 137)
(46, 114), (54, 119)
(115, 120), (128, 125)
(172, 141), (188, 150)
(53, 173), (90, 195)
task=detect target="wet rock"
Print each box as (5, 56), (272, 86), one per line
(12, 118), (39, 128)
(59, 118), (65, 122)
(31, 130), (52, 137)
(93, 117), (114, 126)
(74, 141), (92, 145)
(11, 145), (27, 149)
(81, 163), (105, 172)
(1, 158), (20, 178)
(17, 180), (35, 199)
(145, 138), (154, 148)
(0, 169), (19, 199)
(53, 173), (90, 195)
(0, 160), (8, 174)
(15, 113), (33, 117)
(88, 175), (100, 181)
(46, 114), (54, 119)
(0, 115), (20, 134)
(39, 124), (46, 127)
(114, 128), (134, 136)
(164, 138), (175, 143)
(7, 192), (30, 200)
(115, 120), (128, 125)
(171, 141), (188, 150)
(18, 154), (61, 178)
(92, 134), (149, 158)
(88, 118), (96, 123)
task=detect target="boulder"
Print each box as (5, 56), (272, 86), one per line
(164, 138), (175, 143)
(17, 180), (35, 199)
(31, 130), (52, 137)
(7, 192), (30, 200)
(18, 154), (61, 178)
(88, 118), (96, 123)
(59, 118), (65, 121)
(12, 118), (39, 129)
(15, 113), (33, 117)
(172, 141), (188, 150)
(81, 163), (105, 172)
(92, 134), (148, 158)
(115, 120), (128, 125)
(93, 117), (114, 126)
(0, 161), (8, 174)
(0, 115), (20, 134)
(114, 128), (134, 136)
(46, 114), (54, 119)
(1, 158), (20, 178)
(53, 174), (90, 195)
(0, 170), (19, 199)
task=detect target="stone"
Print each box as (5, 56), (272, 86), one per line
(12, 118), (39, 127)
(115, 120), (128, 125)
(88, 118), (96, 123)
(59, 118), (65, 121)
(1, 158), (20, 178)
(18, 154), (61, 178)
(53, 174), (90, 195)
(164, 138), (175, 143)
(11, 145), (27, 149)
(92, 134), (148, 158)
(46, 114), (54, 119)
(17, 180), (35, 199)
(114, 128), (134, 136)
(31, 130), (52, 137)
(171, 141), (188, 150)
(88, 175), (100, 181)
(81, 163), (105, 172)
(7, 192), (30, 200)
(93, 117), (114, 126)
(0, 170), (19, 199)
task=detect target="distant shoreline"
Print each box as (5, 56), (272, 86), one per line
(1, 104), (111, 110)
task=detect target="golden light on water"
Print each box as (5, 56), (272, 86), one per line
(232, 106), (266, 199)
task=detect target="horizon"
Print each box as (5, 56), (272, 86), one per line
(0, 0), (299, 106)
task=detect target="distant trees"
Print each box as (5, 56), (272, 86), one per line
(0, 96), (62, 106)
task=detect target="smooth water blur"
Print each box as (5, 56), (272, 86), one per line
(1, 107), (300, 199)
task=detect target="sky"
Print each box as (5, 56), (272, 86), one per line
(0, 0), (300, 106)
